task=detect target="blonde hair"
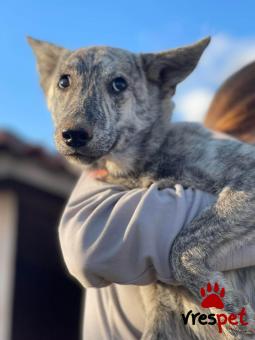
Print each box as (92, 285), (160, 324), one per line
(204, 62), (255, 143)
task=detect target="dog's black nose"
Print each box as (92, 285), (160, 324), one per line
(62, 129), (91, 148)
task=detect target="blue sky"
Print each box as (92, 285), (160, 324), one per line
(1, 0), (255, 149)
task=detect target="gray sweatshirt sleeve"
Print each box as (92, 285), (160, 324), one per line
(58, 171), (255, 288)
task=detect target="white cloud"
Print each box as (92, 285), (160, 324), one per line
(174, 89), (214, 122)
(174, 34), (255, 122)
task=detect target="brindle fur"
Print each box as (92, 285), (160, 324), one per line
(28, 36), (255, 339)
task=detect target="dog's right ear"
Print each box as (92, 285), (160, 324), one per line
(27, 37), (70, 95)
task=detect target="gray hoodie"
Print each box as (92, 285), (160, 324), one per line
(59, 172), (255, 339)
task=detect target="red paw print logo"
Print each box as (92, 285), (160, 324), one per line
(200, 282), (225, 309)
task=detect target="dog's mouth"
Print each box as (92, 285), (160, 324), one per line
(61, 134), (120, 164)
(64, 151), (99, 164)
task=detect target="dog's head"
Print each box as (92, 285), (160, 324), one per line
(28, 37), (210, 173)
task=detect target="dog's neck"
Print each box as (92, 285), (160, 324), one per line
(105, 112), (171, 177)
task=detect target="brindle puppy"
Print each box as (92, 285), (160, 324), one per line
(28, 36), (255, 339)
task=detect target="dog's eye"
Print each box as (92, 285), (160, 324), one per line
(58, 75), (71, 89)
(111, 77), (127, 93)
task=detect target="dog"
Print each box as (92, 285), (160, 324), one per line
(28, 36), (255, 339)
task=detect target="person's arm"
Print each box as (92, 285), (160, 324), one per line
(59, 171), (255, 289)
(59, 171), (216, 288)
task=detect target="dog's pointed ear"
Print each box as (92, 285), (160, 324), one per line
(141, 37), (210, 94)
(27, 37), (70, 94)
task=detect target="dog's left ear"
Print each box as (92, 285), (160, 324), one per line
(141, 37), (210, 94)
(27, 37), (70, 95)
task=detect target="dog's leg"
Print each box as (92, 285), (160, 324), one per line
(140, 284), (169, 340)
(170, 187), (255, 335)
(140, 284), (197, 340)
